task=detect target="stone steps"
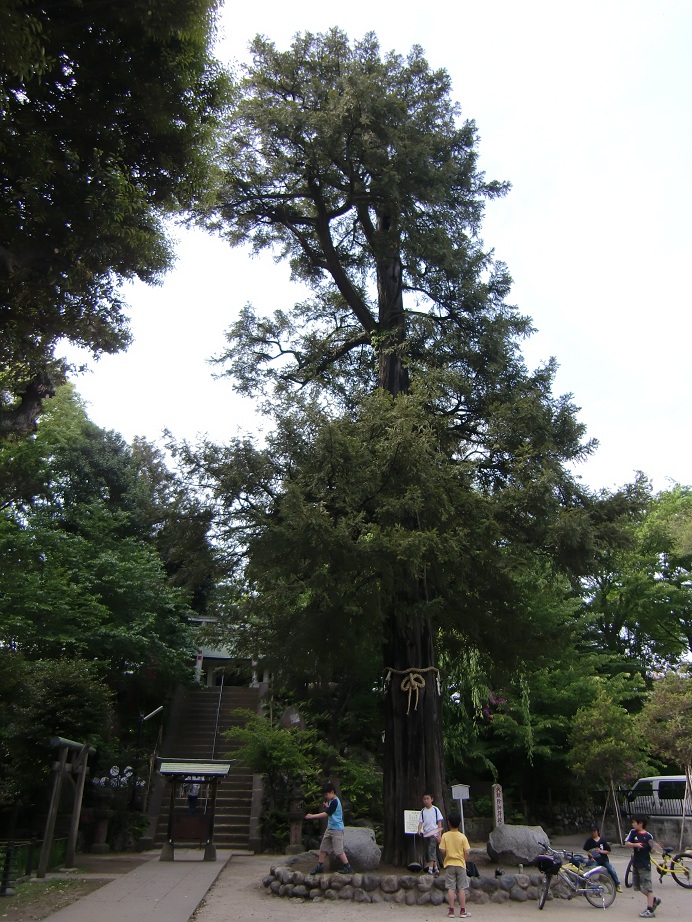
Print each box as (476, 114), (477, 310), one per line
(153, 685), (260, 850)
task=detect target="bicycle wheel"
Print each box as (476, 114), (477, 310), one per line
(538, 873), (552, 909)
(625, 859), (633, 888)
(671, 852), (692, 889)
(584, 871), (616, 909)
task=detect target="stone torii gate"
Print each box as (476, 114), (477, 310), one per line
(157, 758), (234, 861)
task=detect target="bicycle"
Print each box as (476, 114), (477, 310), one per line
(534, 845), (617, 910)
(624, 847), (692, 889)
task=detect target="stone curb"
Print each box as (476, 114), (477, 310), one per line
(262, 866), (577, 905)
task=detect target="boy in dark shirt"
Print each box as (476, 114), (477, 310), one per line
(625, 815), (662, 918)
(583, 824), (621, 891)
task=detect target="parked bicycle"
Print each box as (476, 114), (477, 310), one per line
(624, 848), (692, 889)
(534, 844), (617, 910)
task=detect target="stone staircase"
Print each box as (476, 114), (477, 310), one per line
(152, 684), (261, 851)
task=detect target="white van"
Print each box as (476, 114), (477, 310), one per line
(626, 776), (692, 817)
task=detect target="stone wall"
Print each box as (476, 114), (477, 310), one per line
(263, 865), (565, 904)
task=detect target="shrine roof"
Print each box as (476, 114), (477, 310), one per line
(157, 758), (235, 779)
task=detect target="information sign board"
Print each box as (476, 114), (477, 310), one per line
(404, 809), (421, 835)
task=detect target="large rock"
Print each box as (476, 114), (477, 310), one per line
(327, 827), (381, 871)
(487, 824), (549, 866)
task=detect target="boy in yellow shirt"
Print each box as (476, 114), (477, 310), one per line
(439, 811), (471, 917)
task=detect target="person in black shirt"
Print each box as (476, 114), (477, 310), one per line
(583, 824), (621, 891)
(625, 815), (663, 918)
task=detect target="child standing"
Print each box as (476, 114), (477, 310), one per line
(625, 814), (662, 918)
(439, 811), (471, 918)
(583, 824), (621, 891)
(417, 792), (444, 875)
(306, 782), (353, 875)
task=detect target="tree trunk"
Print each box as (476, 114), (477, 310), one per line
(381, 609), (446, 866)
(375, 227), (444, 865)
(376, 229), (409, 396)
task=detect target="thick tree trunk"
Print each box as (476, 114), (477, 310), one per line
(381, 609), (446, 866)
(375, 220), (445, 865)
(376, 232), (409, 396)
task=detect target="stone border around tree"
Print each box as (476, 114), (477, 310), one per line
(263, 865), (577, 905)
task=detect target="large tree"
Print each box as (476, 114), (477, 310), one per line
(0, 0), (229, 433)
(199, 29), (594, 863)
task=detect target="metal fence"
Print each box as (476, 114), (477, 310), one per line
(0, 837), (66, 896)
(593, 787), (692, 819)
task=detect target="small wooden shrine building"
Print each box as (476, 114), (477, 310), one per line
(157, 758), (234, 861)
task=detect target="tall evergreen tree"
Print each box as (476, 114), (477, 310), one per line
(199, 30), (596, 863)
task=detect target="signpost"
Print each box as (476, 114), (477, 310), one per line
(451, 783), (470, 833)
(404, 810), (423, 871)
(492, 783), (504, 827)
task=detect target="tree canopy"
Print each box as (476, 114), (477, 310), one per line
(205, 28), (515, 400)
(0, 0), (230, 433)
(638, 672), (692, 775)
(582, 483), (692, 671)
(0, 386), (212, 695)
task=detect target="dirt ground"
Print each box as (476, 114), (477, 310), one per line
(190, 850), (692, 922)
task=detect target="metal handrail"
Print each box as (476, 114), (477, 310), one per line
(211, 671), (225, 760)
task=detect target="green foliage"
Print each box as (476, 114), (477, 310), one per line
(582, 481), (692, 671)
(1, 0), (230, 433)
(0, 386), (216, 691)
(0, 654), (115, 805)
(189, 386), (595, 692)
(0, 382), (217, 816)
(638, 671), (692, 772)
(568, 683), (649, 785)
(477, 649), (646, 803)
(469, 794), (493, 818)
(225, 708), (334, 809)
(334, 753), (383, 822)
(0, 486), (195, 688)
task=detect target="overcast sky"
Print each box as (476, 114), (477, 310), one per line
(65, 0), (691, 494)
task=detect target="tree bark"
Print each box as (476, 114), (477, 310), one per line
(381, 609), (446, 866)
(374, 219), (444, 865)
(376, 221), (409, 396)
(0, 372), (55, 436)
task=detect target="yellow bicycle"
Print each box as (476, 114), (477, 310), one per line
(624, 848), (692, 889)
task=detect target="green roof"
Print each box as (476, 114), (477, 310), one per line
(157, 758), (235, 778)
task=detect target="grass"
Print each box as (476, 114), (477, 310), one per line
(0, 876), (107, 921)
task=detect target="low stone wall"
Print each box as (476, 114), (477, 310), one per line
(263, 866), (559, 905)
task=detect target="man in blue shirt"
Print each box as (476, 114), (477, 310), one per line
(306, 782), (353, 874)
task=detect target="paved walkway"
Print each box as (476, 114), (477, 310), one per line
(42, 850), (232, 922)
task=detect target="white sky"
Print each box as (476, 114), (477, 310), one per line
(65, 0), (692, 494)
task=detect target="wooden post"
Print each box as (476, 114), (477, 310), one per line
(65, 745), (90, 867)
(37, 745), (68, 878)
(203, 781), (217, 861)
(609, 778), (624, 844)
(160, 780), (176, 861)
